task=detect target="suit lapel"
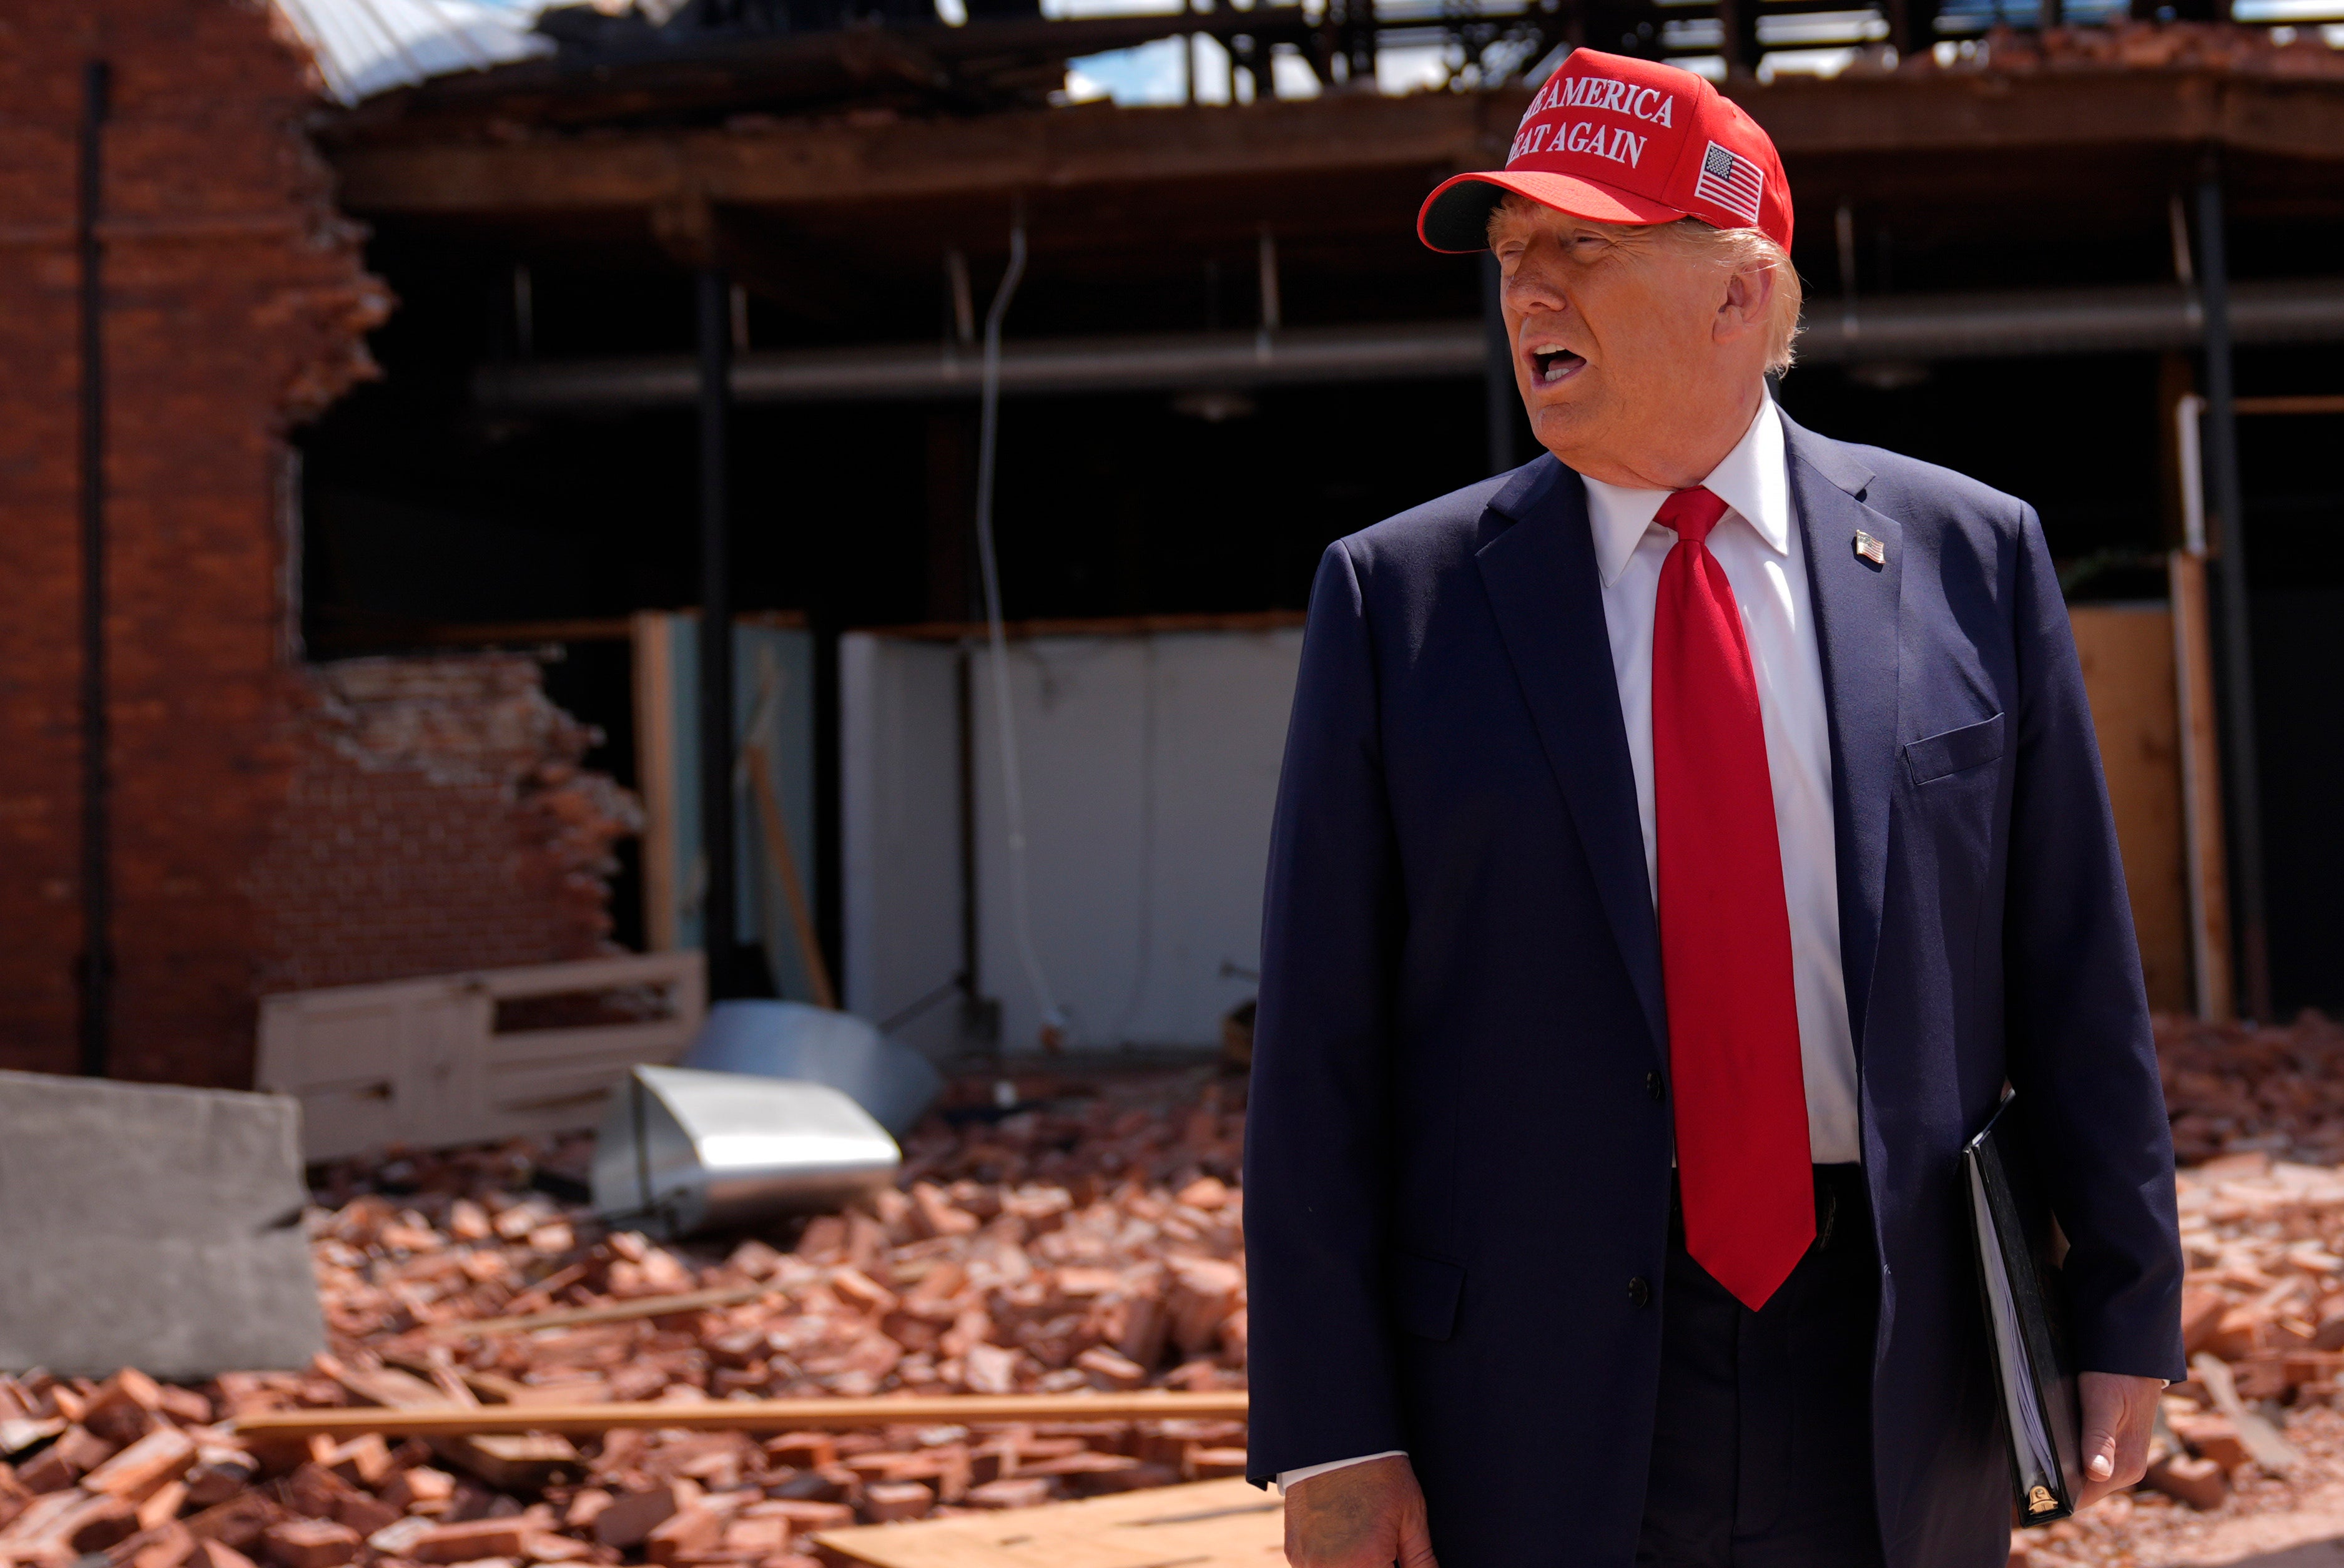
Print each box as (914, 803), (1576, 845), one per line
(1474, 458), (1668, 1058)
(1781, 414), (1901, 1057)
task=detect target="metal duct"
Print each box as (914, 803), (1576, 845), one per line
(593, 1064), (901, 1239)
(475, 278), (2344, 412)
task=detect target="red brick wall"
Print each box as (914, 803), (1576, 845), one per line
(0, 4), (636, 1088)
(249, 655), (641, 995)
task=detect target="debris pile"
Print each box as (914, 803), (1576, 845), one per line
(0, 1071), (1251, 1567)
(2161, 1012), (2344, 1168)
(309, 1072), (1250, 1402)
(0, 1357), (1248, 1568)
(17, 1021), (2344, 1568)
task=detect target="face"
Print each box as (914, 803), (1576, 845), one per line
(1489, 198), (1774, 489)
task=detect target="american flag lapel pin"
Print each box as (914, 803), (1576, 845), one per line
(1853, 530), (1886, 568)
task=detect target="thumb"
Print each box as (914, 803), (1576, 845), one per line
(2084, 1426), (2117, 1482)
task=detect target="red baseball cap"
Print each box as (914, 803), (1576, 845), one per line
(1417, 50), (1793, 253)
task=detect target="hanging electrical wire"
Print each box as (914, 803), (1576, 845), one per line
(972, 214), (1070, 1049)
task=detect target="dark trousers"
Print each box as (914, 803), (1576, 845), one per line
(1636, 1164), (1888, 1568)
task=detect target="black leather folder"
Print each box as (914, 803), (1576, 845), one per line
(1962, 1093), (2083, 1526)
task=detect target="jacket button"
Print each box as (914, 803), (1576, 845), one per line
(1628, 1276), (1652, 1308)
(1645, 1071), (1665, 1103)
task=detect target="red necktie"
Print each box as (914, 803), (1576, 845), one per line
(1651, 486), (1813, 1311)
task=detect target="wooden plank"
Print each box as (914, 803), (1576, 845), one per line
(255, 953), (706, 1158)
(812, 1477), (1280, 1568)
(747, 743), (837, 1009)
(634, 611), (681, 954)
(230, 1392), (1249, 1439)
(2170, 550), (2235, 1021)
(470, 950), (703, 999)
(2070, 604), (2191, 1014)
(478, 1021), (701, 1071)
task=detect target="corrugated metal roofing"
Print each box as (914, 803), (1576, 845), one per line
(272, 0), (554, 102)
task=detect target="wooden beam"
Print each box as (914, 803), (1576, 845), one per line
(2170, 549), (2234, 1022)
(232, 1392), (1251, 1438)
(2236, 393), (2344, 414)
(1746, 74), (2344, 165)
(330, 94), (1511, 218)
(812, 1477), (1280, 1568)
(328, 75), (2344, 227)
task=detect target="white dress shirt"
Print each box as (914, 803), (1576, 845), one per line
(1584, 394), (1859, 1167)
(1276, 396), (1859, 1495)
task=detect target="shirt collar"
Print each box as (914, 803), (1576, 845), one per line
(1580, 395), (1790, 589)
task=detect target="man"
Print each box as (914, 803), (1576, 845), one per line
(1243, 48), (2184, 1568)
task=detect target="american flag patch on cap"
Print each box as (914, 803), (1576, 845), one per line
(1694, 140), (1765, 226)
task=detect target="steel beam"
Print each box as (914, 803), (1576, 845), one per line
(475, 278), (2344, 411)
(2195, 175), (2271, 1022)
(697, 268), (739, 997)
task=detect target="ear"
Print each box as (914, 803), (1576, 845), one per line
(1715, 257), (1777, 346)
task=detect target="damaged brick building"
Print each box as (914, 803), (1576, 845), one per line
(0, 0), (640, 1086)
(6, 0), (2344, 1092)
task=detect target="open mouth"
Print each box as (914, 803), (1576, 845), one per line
(1527, 343), (1586, 385)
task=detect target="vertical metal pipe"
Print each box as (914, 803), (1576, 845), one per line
(512, 262), (534, 359)
(2195, 173), (2271, 1021)
(77, 60), (111, 1079)
(696, 268), (738, 997)
(1482, 252), (1516, 476)
(955, 647), (980, 1019)
(812, 617), (842, 1005)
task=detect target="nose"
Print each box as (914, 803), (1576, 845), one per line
(1502, 255), (1570, 320)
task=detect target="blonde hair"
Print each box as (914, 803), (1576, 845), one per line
(1487, 199), (1805, 374)
(1674, 218), (1804, 375)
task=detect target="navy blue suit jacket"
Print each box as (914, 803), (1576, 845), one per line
(1243, 414), (2184, 1568)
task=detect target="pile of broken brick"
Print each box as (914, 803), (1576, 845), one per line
(0, 1070), (1249, 1568)
(14, 1023), (2344, 1568)
(2162, 1012), (2344, 1168)
(0, 1361), (1251, 1568)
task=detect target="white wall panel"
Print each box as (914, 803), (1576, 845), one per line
(972, 628), (1301, 1051)
(840, 634), (964, 1059)
(843, 625), (1302, 1054)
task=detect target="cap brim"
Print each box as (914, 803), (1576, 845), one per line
(1417, 169), (1690, 253)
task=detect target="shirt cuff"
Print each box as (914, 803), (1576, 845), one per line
(1275, 1452), (1407, 1494)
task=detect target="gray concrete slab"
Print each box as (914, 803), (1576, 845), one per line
(0, 1070), (325, 1379)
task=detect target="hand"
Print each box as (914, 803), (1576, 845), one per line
(1284, 1454), (1438, 1568)
(2075, 1370), (2164, 1509)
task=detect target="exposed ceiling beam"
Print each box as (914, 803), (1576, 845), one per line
(330, 74), (2344, 224)
(471, 276), (2344, 411)
(332, 94), (1505, 218)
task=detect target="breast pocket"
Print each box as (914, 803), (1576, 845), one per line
(1903, 713), (2005, 786)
